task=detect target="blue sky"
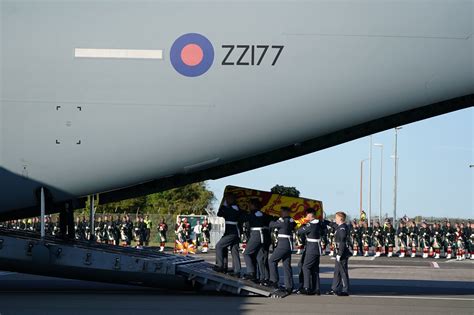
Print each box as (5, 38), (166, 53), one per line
(207, 107), (473, 220)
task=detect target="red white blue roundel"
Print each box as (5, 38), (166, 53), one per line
(170, 33), (214, 77)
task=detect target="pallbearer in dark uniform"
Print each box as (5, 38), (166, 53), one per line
(296, 208), (323, 295)
(214, 193), (242, 276)
(326, 211), (350, 296)
(241, 199), (273, 282)
(267, 207), (296, 295)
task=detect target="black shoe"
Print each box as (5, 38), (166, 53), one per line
(263, 281), (279, 289)
(260, 279), (271, 286)
(227, 271), (241, 278)
(212, 266), (226, 273)
(279, 288), (292, 296)
(325, 290), (337, 296)
(241, 273), (256, 281)
(297, 288), (315, 296)
(314, 290), (321, 296)
(337, 292), (349, 296)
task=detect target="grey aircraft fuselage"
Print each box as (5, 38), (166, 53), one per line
(0, 0), (473, 216)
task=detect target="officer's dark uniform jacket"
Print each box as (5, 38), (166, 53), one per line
(297, 219), (323, 254)
(397, 225), (408, 246)
(218, 204), (241, 237)
(334, 223), (351, 258)
(268, 216), (296, 290)
(269, 216), (296, 248)
(244, 210), (272, 244)
(330, 222), (350, 294)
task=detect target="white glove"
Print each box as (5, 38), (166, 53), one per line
(336, 255), (341, 262)
(278, 218), (284, 222)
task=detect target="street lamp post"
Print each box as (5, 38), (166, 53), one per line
(369, 136), (373, 226)
(360, 158), (369, 218)
(393, 127), (402, 227)
(374, 143), (383, 223)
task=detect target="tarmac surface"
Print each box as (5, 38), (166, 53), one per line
(0, 251), (473, 315)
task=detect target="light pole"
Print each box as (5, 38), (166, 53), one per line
(374, 143), (383, 223)
(368, 136), (373, 226)
(393, 127), (402, 227)
(360, 158), (369, 219)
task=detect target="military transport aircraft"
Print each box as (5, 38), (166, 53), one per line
(0, 0), (473, 219)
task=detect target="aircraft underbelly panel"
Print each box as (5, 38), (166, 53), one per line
(0, 0), (473, 213)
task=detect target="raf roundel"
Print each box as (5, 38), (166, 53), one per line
(170, 33), (214, 77)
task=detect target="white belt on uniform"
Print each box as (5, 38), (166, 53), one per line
(307, 238), (322, 255)
(225, 221), (239, 237)
(250, 227), (268, 243)
(278, 234), (293, 251)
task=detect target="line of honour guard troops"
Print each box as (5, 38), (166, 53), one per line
(213, 193), (351, 297)
(346, 219), (473, 260)
(0, 214), (171, 251)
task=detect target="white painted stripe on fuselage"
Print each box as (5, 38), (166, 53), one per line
(74, 48), (163, 59)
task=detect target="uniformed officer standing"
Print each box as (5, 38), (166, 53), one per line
(372, 221), (384, 257)
(296, 208), (323, 295)
(214, 193), (242, 277)
(326, 211), (350, 296)
(144, 215), (152, 246)
(397, 221), (408, 257)
(241, 199), (273, 282)
(266, 207), (296, 295)
(360, 221), (372, 257)
(201, 218), (212, 253)
(350, 220), (361, 256)
(384, 221), (395, 257)
(468, 222), (474, 260)
(408, 221), (419, 257)
(431, 223), (443, 259)
(419, 221), (431, 259)
(442, 221), (455, 259)
(158, 218), (168, 252)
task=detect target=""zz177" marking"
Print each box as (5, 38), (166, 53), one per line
(221, 45), (284, 66)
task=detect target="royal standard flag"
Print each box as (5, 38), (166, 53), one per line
(220, 186), (323, 227)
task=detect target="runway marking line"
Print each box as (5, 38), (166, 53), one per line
(351, 295), (473, 302)
(431, 262), (440, 269)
